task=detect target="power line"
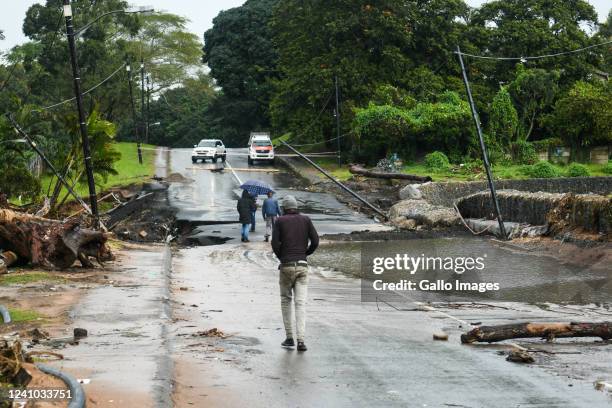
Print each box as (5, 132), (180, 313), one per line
(288, 132), (350, 147)
(456, 39), (612, 61)
(34, 62), (126, 111)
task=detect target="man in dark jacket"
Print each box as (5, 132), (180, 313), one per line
(237, 190), (257, 242)
(271, 195), (319, 352)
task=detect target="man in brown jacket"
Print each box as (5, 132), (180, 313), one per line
(271, 195), (319, 352)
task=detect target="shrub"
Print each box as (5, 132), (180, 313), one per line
(425, 151), (450, 171)
(461, 160), (484, 175)
(566, 163), (590, 177)
(510, 141), (538, 164)
(603, 161), (612, 175)
(525, 161), (561, 178)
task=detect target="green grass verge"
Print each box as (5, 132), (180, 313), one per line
(311, 160), (609, 183)
(0, 272), (64, 286)
(8, 308), (42, 322)
(311, 158), (353, 181)
(39, 142), (156, 202)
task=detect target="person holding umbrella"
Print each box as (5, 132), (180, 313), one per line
(237, 190), (256, 242)
(238, 180), (274, 241)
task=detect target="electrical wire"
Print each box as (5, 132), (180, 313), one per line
(288, 132), (350, 147)
(34, 62), (127, 111)
(456, 39), (612, 61)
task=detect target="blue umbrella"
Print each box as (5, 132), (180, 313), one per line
(240, 180), (274, 196)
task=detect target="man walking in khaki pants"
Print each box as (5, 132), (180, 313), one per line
(271, 195), (319, 352)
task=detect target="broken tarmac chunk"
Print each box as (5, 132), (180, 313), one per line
(506, 350), (535, 364)
(73, 328), (88, 339)
(432, 332), (449, 341)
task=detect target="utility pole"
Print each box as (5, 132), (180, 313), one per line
(456, 46), (507, 239)
(126, 61), (141, 164)
(334, 75), (341, 166)
(138, 58), (145, 164)
(146, 74), (150, 144)
(62, 0), (98, 220)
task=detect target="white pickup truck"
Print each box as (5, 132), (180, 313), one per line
(248, 132), (275, 165)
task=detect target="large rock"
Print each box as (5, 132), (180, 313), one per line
(399, 183), (424, 200)
(389, 199), (460, 228)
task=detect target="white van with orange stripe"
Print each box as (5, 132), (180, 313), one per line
(247, 132), (275, 165)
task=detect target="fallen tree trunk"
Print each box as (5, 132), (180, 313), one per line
(461, 322), (612, 344)
(0, 209), (112, 269)
(349, 165), (432, 182)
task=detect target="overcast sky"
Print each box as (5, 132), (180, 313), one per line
(1, 0), (610, 52)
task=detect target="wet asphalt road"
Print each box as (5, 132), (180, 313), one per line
(61, 148), (611, 407)
(166, 149), (611, 407)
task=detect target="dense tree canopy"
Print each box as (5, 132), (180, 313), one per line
(468, 0), (601, 86)
(0, 1), (204, 200)
(270, 0), (424, 150)
(545, 81), (612, 150)
(203, 0), (279, 145)
(148, 73), (216, 147)
(1, 0), (611, 203)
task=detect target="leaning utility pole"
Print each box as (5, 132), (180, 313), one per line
(456, 46), (507, 239)
(334, 75), (341, 166)
(62, 0), (98, 220)
(7, 115), (92, 216)
(126, 61), (141, 163)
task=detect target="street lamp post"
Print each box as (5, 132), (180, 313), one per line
(62, 0), (99, 220)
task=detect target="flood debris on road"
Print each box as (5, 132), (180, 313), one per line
(192, 328), (228, 338)
(462, 322), (612, 344)
(0, 340), (31, 387)
(106, 180), (177, 243)
(505, 349), (535, 364)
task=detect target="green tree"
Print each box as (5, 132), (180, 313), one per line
(203, 0), (279, 144)
(507, 66), (559, 140)
(468, 0), (601, 87)
(353, 91), (473, 163)
(545, 81), (612, 151)
(488, 86), (518, 148)
(596, 11), (612, 74)
(270, 0), (415, 145)
(147, 73), (216, 147)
